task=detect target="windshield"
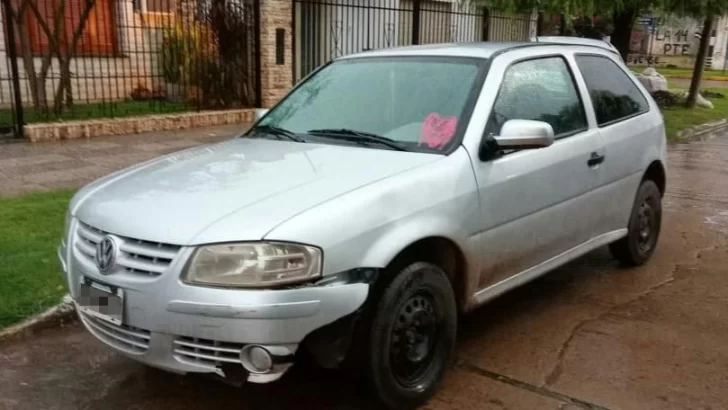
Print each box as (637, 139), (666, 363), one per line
(253, 56), (486, 154)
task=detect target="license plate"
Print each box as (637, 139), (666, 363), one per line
(78, 279), (124, 325)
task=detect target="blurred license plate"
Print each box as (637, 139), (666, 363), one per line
(78, 279), (124, 325)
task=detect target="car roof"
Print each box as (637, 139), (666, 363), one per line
(531, 36), (620, 55)
(338, 41), (618, 61)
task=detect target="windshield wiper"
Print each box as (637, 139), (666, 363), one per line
(307, 128), (407, 151)
(250, 124), (306, 143)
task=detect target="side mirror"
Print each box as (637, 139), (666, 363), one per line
(254, 108), (269, 121)
(493, 119), (554, 150)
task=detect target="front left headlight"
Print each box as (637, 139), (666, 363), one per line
(183, 242), (322, 288)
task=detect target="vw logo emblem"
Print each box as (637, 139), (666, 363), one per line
(95, 235), (118, 274)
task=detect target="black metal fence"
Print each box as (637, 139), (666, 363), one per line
(0, 0), (261, 138)
(292, 0), (539, 81)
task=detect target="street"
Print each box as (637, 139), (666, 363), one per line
(2, 131), (728, 410)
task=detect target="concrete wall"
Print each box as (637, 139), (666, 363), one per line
(628, 15), (728, 70)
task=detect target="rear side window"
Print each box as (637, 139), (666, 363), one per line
(575, 55), (649, 126)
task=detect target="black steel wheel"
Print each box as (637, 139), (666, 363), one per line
(363, 262), (457, 409)
(390, 291), (439, 388)
(610, 179), (662, 265)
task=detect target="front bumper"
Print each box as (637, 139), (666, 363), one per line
(58, 220), (369, 383)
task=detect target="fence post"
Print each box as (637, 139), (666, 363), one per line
(482, 7), (489, 41)
(411, 0), (420, 45)
(536, 11), (543, 36)
(2, 0), (24, 138)
(559, 13), (566, 36)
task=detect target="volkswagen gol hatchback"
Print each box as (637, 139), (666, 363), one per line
(59, 42), (666, 409)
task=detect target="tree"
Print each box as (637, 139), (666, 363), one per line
(686, 14), (714, 107)
(476, 0), (646, 60)
(5, 0), (97, 113)
(477, 0), (728, 109)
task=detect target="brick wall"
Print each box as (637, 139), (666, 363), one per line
(259, 0), (293, 108)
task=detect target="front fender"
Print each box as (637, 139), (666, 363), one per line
(264, 147), (481, 281)
(358, 215), (475, 271)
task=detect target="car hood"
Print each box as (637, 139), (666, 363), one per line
(73, 138), (441, 245)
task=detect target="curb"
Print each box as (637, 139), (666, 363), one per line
(0, 295), (77, 346)
(675, 118), (728, 143)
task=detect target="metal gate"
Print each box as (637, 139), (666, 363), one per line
(292, 0), (537, 81)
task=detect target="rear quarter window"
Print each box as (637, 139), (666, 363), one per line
(575, 55), (649, 126)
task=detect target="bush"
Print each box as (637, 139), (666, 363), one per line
(160, 24), (216, 85)
(159, 0), (257, 109)
(652, 90), (680, 108)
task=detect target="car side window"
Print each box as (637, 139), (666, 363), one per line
(575, 55), (649, 126)
(485, 56), (587, 139)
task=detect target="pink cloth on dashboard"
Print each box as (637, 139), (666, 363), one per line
(420, 113), (457, 149)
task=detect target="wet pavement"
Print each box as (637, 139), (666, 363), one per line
(2, 132), (728, 409)
(0, 125), (242, 197)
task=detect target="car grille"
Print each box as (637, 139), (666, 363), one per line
(80, 311), (151, 354)
(74, 222), (181, 277)
(173, 336), (244, 366)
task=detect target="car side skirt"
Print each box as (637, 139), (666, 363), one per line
(470, 229), (627, 307)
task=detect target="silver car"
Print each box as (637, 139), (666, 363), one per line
(58, 41), (666, 408)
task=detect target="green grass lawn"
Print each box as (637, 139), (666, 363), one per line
(0, 189), (74, 328)
(662, 85), (728, 141)
(0, 100), (190, 126)
(630, 65), (728, 80)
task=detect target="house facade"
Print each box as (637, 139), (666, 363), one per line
(0, 0), (177, 107)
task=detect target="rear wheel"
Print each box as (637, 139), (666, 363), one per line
(609, 180), (662, 265)
(361, 262), (457, 409)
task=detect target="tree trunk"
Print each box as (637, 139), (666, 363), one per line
(53, 60), (73, 113)
(686, 15), (715, 108)
(611, 8), (638, 62)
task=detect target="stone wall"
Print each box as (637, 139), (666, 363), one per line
(24, 108), (254, 142)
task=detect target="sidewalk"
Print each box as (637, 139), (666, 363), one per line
(0, 124), (244, 197)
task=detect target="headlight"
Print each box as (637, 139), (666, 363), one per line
(183, 242), (322, 288)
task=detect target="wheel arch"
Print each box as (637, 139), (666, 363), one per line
(642, 159), (666, 195)
(382, 236), (471, 312)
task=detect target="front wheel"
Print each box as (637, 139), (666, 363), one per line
(364, 262), (457, 409)
(609, 179), (662, 265)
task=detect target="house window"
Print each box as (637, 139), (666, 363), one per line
(9, 0), (118, 55)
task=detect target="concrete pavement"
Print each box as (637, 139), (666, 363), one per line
(2, 131), (728, 409)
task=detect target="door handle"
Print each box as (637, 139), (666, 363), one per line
(587, 152), (605, 167)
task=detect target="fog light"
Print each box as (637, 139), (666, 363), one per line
(240, 345), (273, 373)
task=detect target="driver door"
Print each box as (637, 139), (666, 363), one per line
(470, 53), (605, 291)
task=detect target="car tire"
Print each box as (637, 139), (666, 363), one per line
(609, 179), (662, 266)
(361, 262), (457, 409)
